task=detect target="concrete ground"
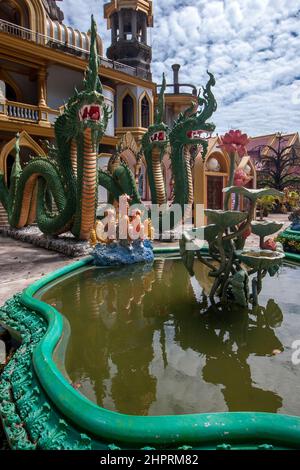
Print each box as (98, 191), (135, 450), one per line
(0, 213), (291, 306)
(0, 236), (77, 305)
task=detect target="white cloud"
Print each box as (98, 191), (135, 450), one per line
(60, 0), (300, 136)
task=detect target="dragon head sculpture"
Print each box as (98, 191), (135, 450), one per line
(169, 71), (217, 159)
(61, 15), (112, 143)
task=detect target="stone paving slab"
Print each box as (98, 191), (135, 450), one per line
(0, 236), (77, 305)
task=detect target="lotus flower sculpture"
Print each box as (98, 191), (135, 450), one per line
(219, 130), (249, 157)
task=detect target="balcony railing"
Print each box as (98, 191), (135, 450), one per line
(0, 100), (60, 124)
(6, 101), (40, 122)
(0, 19), (151, 81)
(157, 83), (198, 96)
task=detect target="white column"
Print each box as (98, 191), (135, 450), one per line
(0, 80), (6, 117)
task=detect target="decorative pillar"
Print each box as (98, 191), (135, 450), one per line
(132, 10), (137, 40)
(118, 11), (124, 40)
(0, 80), (7, 120)
(38, 67), (47, 108)
(0, 80), (5, 102)
(38, 67), (50, 125)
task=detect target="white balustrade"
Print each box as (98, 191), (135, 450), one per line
(6, 102), (39, 122)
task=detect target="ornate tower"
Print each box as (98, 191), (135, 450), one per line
(104, 1), (153, 78)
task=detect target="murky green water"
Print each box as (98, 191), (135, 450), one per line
(38, 259), (300, 417)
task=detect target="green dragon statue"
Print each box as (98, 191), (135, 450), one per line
(169, 72), (217, 212)
(141, 73), (169, 206)
(0, 16), (140, 240)
(141, 71), (217, 229)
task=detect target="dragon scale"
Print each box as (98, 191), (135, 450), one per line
(79, 128), (98, 239)
(151, 148), (167, 206)
(70, 139), (78, 177)
(184, 145), (194, 206)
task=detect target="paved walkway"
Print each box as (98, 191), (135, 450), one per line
(0, 236), (76, 305)
(0, 213), (291, 306)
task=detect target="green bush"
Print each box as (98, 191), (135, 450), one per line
(277, 234), (300, 254)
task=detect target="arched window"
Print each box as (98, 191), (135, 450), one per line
(141, 95), (150, 128)
(0, 0), (30, 30)
(5, 83), (17, 102)
(122, 94), (134, 127)
(0, 3), (21, 25)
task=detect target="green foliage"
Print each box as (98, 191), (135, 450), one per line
(277, 232), (300, 254)
(282, 188), (300, 210)
(257, 195), (278, 219)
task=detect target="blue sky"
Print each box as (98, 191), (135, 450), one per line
(61, 0), (300, 136)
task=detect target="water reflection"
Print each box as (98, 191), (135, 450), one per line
(41, 259), (293, 416)
(177, 300), (283, 413)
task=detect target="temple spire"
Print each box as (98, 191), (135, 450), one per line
(104, 1), (153, 78)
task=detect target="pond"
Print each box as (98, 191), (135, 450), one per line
(37, 258), (300, 417)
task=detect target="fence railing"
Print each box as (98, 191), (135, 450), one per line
(0, 19), (151, 81)
(157, 83), (198, 96)
(6, 101), (40, 122)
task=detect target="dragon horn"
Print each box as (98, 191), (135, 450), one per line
(162, 72), (167, 94)
(86, 15), (103, 93)
(205, 71), (217, 114)
(198, 71), (217, 121)
(155, 73), (166, 124)
(15, 132), (20, 157)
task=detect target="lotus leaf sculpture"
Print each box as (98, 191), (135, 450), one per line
(251, 221), (284, 238)
(223, 186), (283, 202)
(205, 210), (248, 229)
(191, 224), (220, 243)
(236, 249), (285, 271)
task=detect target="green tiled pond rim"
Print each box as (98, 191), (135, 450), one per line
(1, 246), (300, 449)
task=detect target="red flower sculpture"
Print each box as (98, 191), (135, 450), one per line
(234, 168), (251, 187)
(220, 130), (249, 157)
(262, 238), (277, 251)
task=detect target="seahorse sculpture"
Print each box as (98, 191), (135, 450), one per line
(0, 16), (140, 240)
(141, 71), (217, 229)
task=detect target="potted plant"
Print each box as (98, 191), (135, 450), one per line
(257, 195), (278, 220)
